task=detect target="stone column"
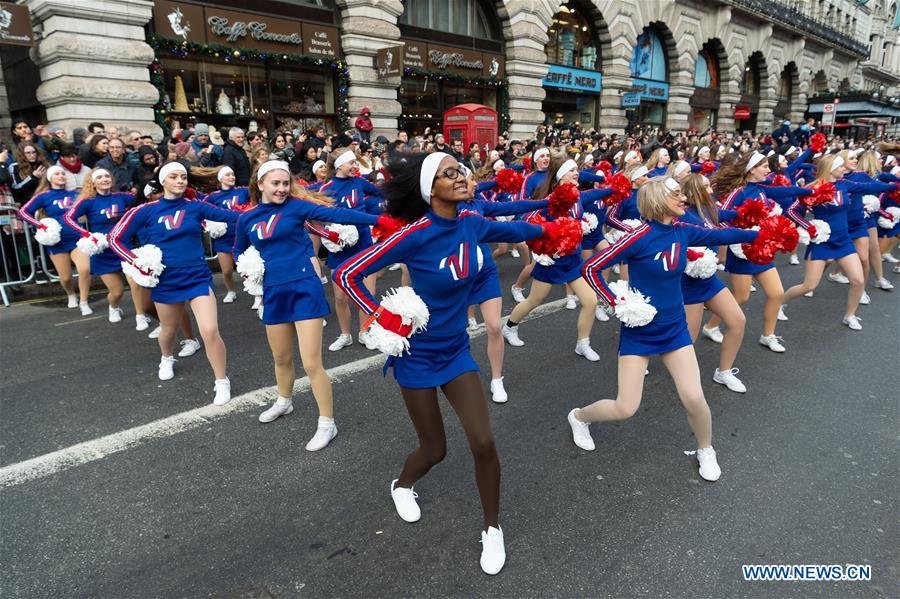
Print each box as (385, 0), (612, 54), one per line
(24, 0), (161, 138)
(597, 54), (631, 134)
(337, 0), (403, 139)
(718, 70), (742, 132)
(0, 56), (11, 147)
(666, 59), (694, 132)
(502, 0), (554, 138)
(756, 74), (778, 134)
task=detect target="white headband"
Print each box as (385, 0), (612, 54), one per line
(574, 153), (581, 162)
(90, 168), (111, 182)
(159, 162), (187, 181)
(312, 160), (326, 173)
(143, 183), (155, 197)
(333, 151), (356, 170)
(492, 159), (504, 170)
(46, 165), (65, 181)
(673, 161), (690, 177)
(786, 146), (797, 156)
(582, 154), (594, 164)
(257, 160), (289, 180)
(216, 166), (234, 183)
(630, 165), (649, 181)
(886, 156), (897, 166)
(420, 152), (450, 205)
(875, 151), (882, 159)
(853, 148), (865, 157)
(745, 152), (766, 172)
(613, 151), (624, 161)
(624, 150), (639, 162)
(766, 150), (775, 157)
(830, 156), (845, 172)
(533, 148), (549, 162)
(698, 146), (710, 156)
(460, 164), (472, 178)
(892, 166), (900, 176)
(664, 177), (680, 192)
(556, 159), (578, 181)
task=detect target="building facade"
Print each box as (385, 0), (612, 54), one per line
(1, 0), (898, 144)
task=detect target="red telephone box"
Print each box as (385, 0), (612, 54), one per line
(443, 104), (498, 153)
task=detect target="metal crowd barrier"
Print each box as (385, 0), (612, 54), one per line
(0, 205), (64, 307)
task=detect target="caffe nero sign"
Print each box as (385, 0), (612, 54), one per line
(543, 65), (601, 93)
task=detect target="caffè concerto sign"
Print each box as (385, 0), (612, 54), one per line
(153, 0), (339, 58)
(377, 41), (505, 79)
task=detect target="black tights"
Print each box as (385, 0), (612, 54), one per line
(397, 372), (500, 530)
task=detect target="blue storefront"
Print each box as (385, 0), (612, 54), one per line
(542, 64), (602, 127)
(626, 28), (670, 129)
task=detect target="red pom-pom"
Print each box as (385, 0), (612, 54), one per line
(686, 248), (705, 261)
(596, 161), (612, 177)
(810, 132), (826, 153)
(743, 215), (799, 264)
(526, 215), (583, 258)
(234, 203), (254, 212)
(372, 214), (410, 242)
(732, 198), (770, 229)
(802, 181), (835, 207)
(771, 174), (791, 187)
(700, 161), (716, 176)
(496, 168), (524, 194)
(547, 183), (580, 217)
(522, 156), (532, 171)
(606, 173), (632, 206)
(184, 187), (198, 200)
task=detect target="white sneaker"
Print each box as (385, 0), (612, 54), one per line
(842, 314), (862, 331)
(510, 248), (520, 258)
(251, 295), (263, 310)
(595, 305), (610, 321)
(358, 330), (377, 350)
(388, 263), (402, 271)
(177, 338), (202, 357)
(697, 446), (721, 481)
(67, 294), (78, 308)
(713, 368), (747, 393)
(759, 334), (786, 353)
(390, 479), (420, 523)
(574, 339), (600, 362)
(108, 306), (123, 323)
(259, 397), (293, 423)
(828, 272), (850, 284)
(803, 290), (814, 298)
(468, 317), (479, 331)
(565, 294), (578, 310)
(874, 277), (894, 290)
(158, 355), (176, 380)
(701, 326), (724, 344)
(510, 285), (526, 303)
(328, 333), (353, 352)
(213, 377), (231, 406)
(859, 291), (871, 305)
(789, 254), (800, 265)
(135, 314), (151, 331)
(716, 263), (725, 271)
(222, 291), (237, 303)
(501, 324), (524, 346)
(79, 301), (93, 316)
(480, 526), (506, 575)
(305, 419), (337, 451)
(882, 252), (899, 264)
(777, 305), (789, 321)
(567, 408), (595, 451)
(750, 283), (757, 292)
(490, 378), (508, 403)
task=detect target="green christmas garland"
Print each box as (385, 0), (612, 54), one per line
(148, 34), (351, 132)
(402, 67), (511, 132)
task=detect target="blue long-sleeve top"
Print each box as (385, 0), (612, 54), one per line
(580, 188), (615, 224)
(320, 175), (383, 207)
(18, 188), (81, 245)
(203, 186), (250, 244)
(64, 192), (134, 236)
(720, 182), (813, 216)
(784, 148), (813, 180)
(647, 166), (668, 178)
(876, 172), (900, 184)
(674, 206), (739, 252)
(608, 188), (641, 231)
(335, 211), (543, 337)
(233, 197), (379, 287)
(582, 220), (758, 322)
(578, 169), (605, 185)
(843, 172), (896, 227)
(109, 197), (240, 267)
(522, 169), (548, 199)
(789, 178), (897, 235)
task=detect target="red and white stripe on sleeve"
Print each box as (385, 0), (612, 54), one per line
(581, 224), (650, 306)
(109, 202), (154, 262)
(17, 192), (49, 228)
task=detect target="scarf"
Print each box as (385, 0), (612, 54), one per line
(59, 157), (84, 174)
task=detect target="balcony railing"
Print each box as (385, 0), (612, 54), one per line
(726, 0), (869, 57)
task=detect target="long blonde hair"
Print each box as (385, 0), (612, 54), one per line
(812, 154), (841, 184)
(645, 148), (668, 170)
(77, 169), (104, 200)
(857, 151), (881, 177)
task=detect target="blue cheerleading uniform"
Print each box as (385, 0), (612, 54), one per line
(843, 172), (895, 236)
(64, 192), (134, 275)
(233, 198), (379, 325)
(582, 221), (758, 356)
(580, 188), (615, 250)
(675, 206), (738, 305)
(316, 176), (383, 269)
(609, 189), (642, 229)
(203, 187), (250, 254)
(521, 169), (548, 199)
(334, 211), (543, 388)
(18, 189), (81, 254)
(719, 182), (812, 275)
(526, 196), (590, 285)
(109, 197), (241, 303)
(647, 166), (668, 178)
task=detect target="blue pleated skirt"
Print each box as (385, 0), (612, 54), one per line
(261, 278), (330, 325)
(681, 274), (725, 305)
(90, 248), (122, 276)
(150, 264), (214, 303)
(619, 315), (692, 357)
(384, 331), (478, 389)
(532, 253), (583, 284)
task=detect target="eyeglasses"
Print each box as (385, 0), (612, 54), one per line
(436, 166), (465, 180)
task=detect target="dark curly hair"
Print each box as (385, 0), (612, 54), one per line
(383, 151), (438, 222)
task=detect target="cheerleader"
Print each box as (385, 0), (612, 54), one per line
(334, 151), (552, 575)
(110, 161), (240, 404)
(710, 152), (812, 352)
(63, 168), (139, 322)
(509, 148), (551, 302)
(202, 166), (249, 304)
(501, 156), (603, 361)
(678, 174), (748, 392)
(312, 148), (384, 352)
(233, 160), (380, 447)
(306, 160), (328, 191)
(782, 154), (895, 330)
(569, 177), (759, 479)
(615, 149), (643, 173)
(645, 147), (671, 177)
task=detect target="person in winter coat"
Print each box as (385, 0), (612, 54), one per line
(222, 127), (251, 186)
(57, 143), (91, 191)
(354, 107), (374, 143)
(96, 138), (139, 193)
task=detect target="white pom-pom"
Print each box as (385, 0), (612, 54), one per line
(862, 195), (880, 215)
(608, 279), (657, 327)
(76, 232), (109, 257)
(236, 246), (266, 296)
(729, 225), (759, 259)
(476, 246), (484, 272)
(533, 253), (556, 266)
(797, 226), (810, 245)
(878, 206), (900, 229)
(367, 286), (430, 356)
(321, 224), (360, 253)
(581, 213), (598, 235)
(204, 220), (228, 239)
(604, 219), (642, 244)
(34, 218), (61, 246)
(768, 203), (783, 217)
(121, 244), (165, 288)
(808, 218), (831, 244)
(684, 247), (718, 279)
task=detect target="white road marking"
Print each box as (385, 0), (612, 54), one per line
(54, 315), (107, 326)
(0, 298), (568, 488)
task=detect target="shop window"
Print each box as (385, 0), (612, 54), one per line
(400, 0), (495, 39)
(740, 57), (762, 97)
(630, 28), (667, 82)
(693, 48), (718, 89)
(545, 4), (598, 69)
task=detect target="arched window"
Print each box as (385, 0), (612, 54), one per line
(740, 55), (762, 96)
(400, 0), (498, 39)
(630, 28), (667, 82)
(693, 47), (718, 88)
(545, 4), (599, 69)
